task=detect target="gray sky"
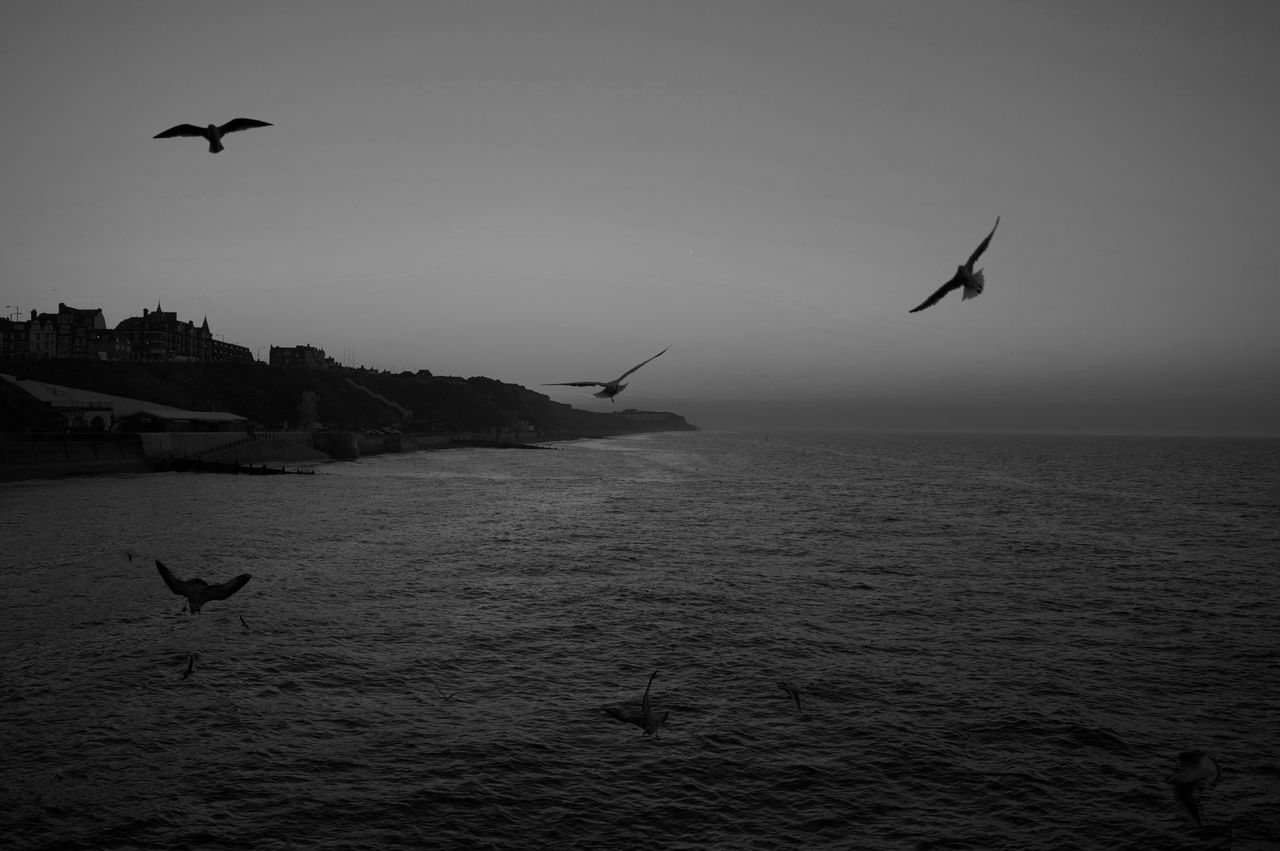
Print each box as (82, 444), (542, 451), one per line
(4, 1), (1279, 434)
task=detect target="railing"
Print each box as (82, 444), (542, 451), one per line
(49, 399), (114, 410)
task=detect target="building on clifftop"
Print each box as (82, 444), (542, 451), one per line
(269, 344), (330, 367)
(114, 302), (253, 363)
(1, 303), (129, 361)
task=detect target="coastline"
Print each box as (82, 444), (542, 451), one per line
(0, 427), (680, 483)
(1, 362), (697, 482)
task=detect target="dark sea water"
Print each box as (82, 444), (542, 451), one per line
(3, 430), (1279, 850)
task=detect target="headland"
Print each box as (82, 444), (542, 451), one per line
(0, 361), (696, 481)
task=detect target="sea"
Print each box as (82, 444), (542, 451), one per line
(2, 429), (1278, 850)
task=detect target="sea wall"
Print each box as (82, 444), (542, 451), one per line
(0, 434), (151, 481)
(183, 433), (330, 464)
(137, 432), (242, 460)
(1, 423), (678, 482)
(312, 431), (359, 460)
(0, 431), (330, 481)
(352, 431), (564, 457)
(356, 433), (466, 456)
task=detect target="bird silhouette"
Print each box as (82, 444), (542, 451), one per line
(153, 118), (273, 153)
(544, 346), (669, 403)
(778, 680), (803, 712)
(155, 560), (251, 614)
(604, 670), (668, 735)
(908, 217), (1000, 313)
(1169, 750), (1220, 827)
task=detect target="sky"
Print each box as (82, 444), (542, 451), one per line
(4, 1), (1279, 435)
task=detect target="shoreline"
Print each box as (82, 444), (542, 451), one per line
(0, 428), (678, 483)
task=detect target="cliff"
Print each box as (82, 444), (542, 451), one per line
(0, 360), (696, 437)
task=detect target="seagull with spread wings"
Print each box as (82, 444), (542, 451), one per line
(544, 346), (669, 403)
(155, 560), (252, 614)
(908, 217), (1000, 313)
(153, 118), (273, 153)
(1168, 750), (1220, 827)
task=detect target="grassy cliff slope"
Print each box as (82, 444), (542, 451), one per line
(1, 361), (696, 437)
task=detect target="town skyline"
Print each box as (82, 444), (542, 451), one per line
(1, 296), (437, 372)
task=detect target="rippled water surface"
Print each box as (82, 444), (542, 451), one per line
(3, 430), (1279, 849)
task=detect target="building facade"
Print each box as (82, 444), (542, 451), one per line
(0, 303), (130, 361)
(269, 344), (330, 368)
(1, 302), (253, 363)
(113, 303), (253, 363)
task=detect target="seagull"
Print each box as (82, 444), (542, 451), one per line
(425, 677), (461, 702)
(778, 680), (803, 712)
(908, 217), (1000, 313)
(155, 560), (252, 614)
(1169, 750), (1220, 827)
(544, 346), (669, 403)
(603, 670), (669, 735)
(153, 118), (273, 153)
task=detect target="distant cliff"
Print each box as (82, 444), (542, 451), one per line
(0, 360), (696, 437)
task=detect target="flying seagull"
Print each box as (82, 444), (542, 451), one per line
(1168, 750), (1220, 827)
(153, 118), (273, 153)
(544, 346), (669, 403)
(603, 670), (669, 735)
(908, 216), (1000, 313)
(155, 560), (252, 614)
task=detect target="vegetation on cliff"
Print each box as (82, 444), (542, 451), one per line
(1, 361), (696, 437)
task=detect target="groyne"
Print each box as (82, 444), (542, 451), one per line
(153, 457), (315, 475)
